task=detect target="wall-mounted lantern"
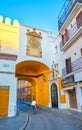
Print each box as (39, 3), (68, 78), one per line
(42, 74), (46, 82)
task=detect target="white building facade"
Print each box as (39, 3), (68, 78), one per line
(58, 0), (82, 111)
(0, 16), (19, 117)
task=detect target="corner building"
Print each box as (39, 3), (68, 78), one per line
(0, 16), (19, 117)
(58, 0), (82, 111)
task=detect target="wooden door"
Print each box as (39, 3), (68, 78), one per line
(51, 84), (58, 108)
(0, 89), (9, 116)
(68, 88), (77, 109)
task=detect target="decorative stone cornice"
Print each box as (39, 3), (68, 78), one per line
(26, 28), (42, 38)
(26, 28), (42, 58)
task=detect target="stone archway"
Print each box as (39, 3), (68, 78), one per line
(51, 83), (58, 108)
(15, 60), (50, 107)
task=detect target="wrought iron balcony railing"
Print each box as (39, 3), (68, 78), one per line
(62, 56), (82, 76)
(60, 21), (82, 49)
(58, 0), (82, 31)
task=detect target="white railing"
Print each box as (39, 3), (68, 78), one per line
(68, 23), (77, 39)
(62, 57), (82, 76)
(60, 22), (82, 49)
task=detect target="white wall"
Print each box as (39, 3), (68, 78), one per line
(62, 36), (82, 69)
(75, 72), (82, 82)
(53, 35), (63, 76)
(16, 25), (56, 68)
(0, 60), (16, 72)
(0, 59), (17, 117)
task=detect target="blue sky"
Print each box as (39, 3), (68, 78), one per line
(0, 0), (65, 33)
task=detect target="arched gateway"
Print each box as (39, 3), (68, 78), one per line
(0, 18), (56, 117)
(16, 60), (50, 107)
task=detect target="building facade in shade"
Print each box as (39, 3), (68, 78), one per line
(51, 35), (66, 109)
(58, 0), (82, 111)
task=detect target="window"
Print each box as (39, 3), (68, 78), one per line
(65, 57), (72, 74)
(76, 10), (82, 29)
(81, 48), (82, 57)
(55, 46), (57, 53)
(62, 29), (68, 45)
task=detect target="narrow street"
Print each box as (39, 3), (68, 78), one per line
(18, 102), (82, 130)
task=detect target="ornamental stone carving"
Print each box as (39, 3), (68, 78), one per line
(26, 28), (42, 57)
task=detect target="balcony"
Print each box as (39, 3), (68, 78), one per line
(58, 0), (82, 31)
(60, 22), (82, 51)
(62, 57), (82, 77)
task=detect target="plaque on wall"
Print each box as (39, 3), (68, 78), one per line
(26, 28), (42, 57)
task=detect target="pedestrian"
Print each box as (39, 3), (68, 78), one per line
(31, 99), (37, 113)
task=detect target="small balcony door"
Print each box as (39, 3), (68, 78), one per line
(65, 57), (72, 74)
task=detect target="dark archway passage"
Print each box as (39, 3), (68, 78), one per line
(51, 83), (58, 108)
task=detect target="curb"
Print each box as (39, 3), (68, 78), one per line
(17, 108), (29, 130)
(60, 111), (82, 121)
(39, 106), (82, 121)
(19, 111), (29, 130)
